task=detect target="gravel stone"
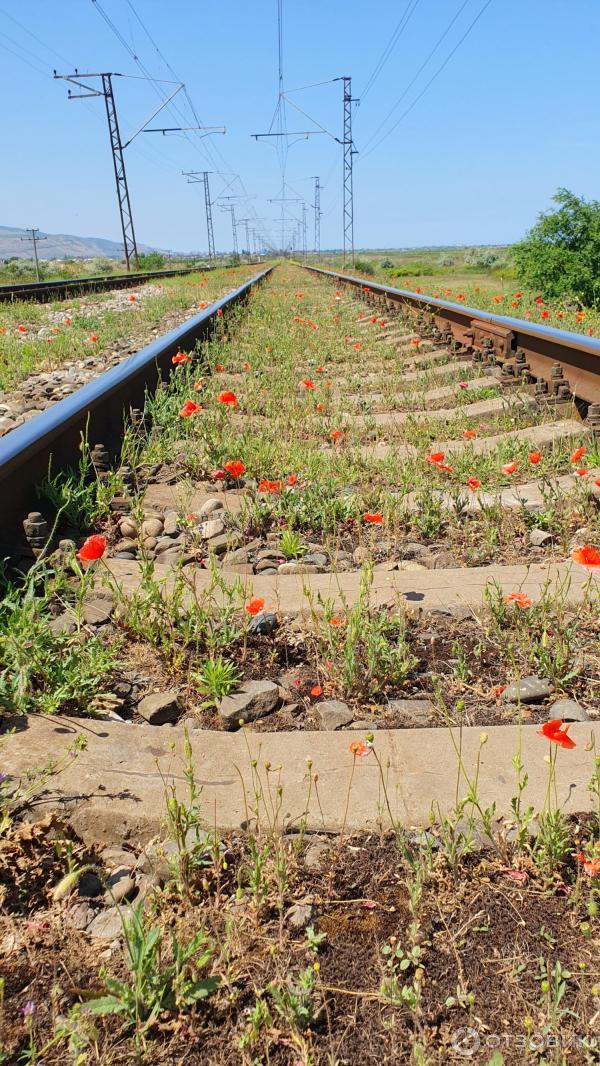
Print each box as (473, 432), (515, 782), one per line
(316, 699), (354, 729)
(200, 518), (226, 540)
(500, 675), (555, 703)
(198, 498), (225, 516)
(217, 680), (279, 729)
(287, 903), (313, 930)
(529, 528), (554, 547)
(249, 611), (279, 636)
(278, 561), (320, 574)
(138, 690), (181, 725)
(141, 517), (164, 538)
(547, 698), (590, 722)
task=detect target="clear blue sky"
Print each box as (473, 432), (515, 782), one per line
(1, 0), (599, 254)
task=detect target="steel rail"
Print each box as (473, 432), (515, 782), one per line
(0, 265), (225, 304)
(304, 265), (600, 415)
(0, 267), (272, 549)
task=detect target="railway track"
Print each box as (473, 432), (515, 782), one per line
(0, 264), (218, 304)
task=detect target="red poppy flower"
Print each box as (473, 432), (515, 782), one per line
(258, 479), (283, 494)
(353, 343), (361, 351)
(504, 591), (533, 609)
(529, 451), (542, 464)
(215, 362), (225, 372)
(571, 545), (600, 569)
(310, 685), (323, 698)
(300, 379), (315, 389)
(502, 461), (518, 475)
(410, 338), (421, 346)
(467, 477), (481, 492)
(595, 477), (600, 488)
(242, 361), (251, 370)
(458, 382), (469, 390)
(571, 446), (586, 463)
(437, 463), (454, 473)
(198, 302), (208, 310)
(193, 380), (203, 391)
(218, 391), (238, 407)
(349, 740), (372, 758)
(426, 451), (445, 465)
(245, 597), (265, 616)
(329, 617), (342, 626)
(76, 534), (107, 562)
(492, 684), (506, 698)
(370, 316), (377, 324)
(315, 402), (327, 413)
(537, 719), (576, 749)
(329, 430), (343, 441)
(286, 473), (298, 486)
(295, 290), (304, 298)
(64, 318), (71, 326)
(463, 430), (477, 440)
(224, 460), (245, 479)
(576, 853), (600, 877)
(514, 292), (522, 299)
(212, 469), (226, 480)
(541, 310), (549, 320)
(576, 312), (585, 322)
(415, 287), (421, 294)
(17, 325), (27, 333)
(316, 367), (325, 373)
(363, 512), (383, 524)
(172, 351), (190, 365)
(457, 293), (465, 301)
(535, 297), (544, 306)
(179, 400), (203, 417)
(575, 468), (589, 477)
(588, 328), (594, 336)
(216, 308), (223, 317)
(89, 335), (98, 343)
(129, 294), (136, 302)
(511, 300), (519, 308)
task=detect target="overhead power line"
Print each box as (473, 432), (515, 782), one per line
(359, 0), (422, 101)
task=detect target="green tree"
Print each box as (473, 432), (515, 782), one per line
(513, 188), (600, 305)
(136, 251), (166, 270)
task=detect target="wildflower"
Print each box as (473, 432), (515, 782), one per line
(315, 402), (327, 412)
(329, 430), (343, 441)
(502, 461), (518, 475)
(537, 719), (576, 749)
(316, 367), (325, 373)
(535, 297), (544, 306)
(218, 391), (238, 407)
(528, 451), (542, 464)
(258, 479), (283, 494)
(541, 310), (549, 320)
(89, 334), (98, 343)
(172, 351), (189, 365)
(514, 291), (522, 298)
(310, 685), (323, 698)
(588, 328), (594, 336)
(437, 462), (454, 473)
(426, 451), (446, 465)
(349, 740), (372, 758)
(571, 446), (586, 463)
(295, 290), (304, 298)
(571, 545), (600, 569)
(504, 591), (533, 609)
(193, 380), (203, 391)
(286, 473), (298, 486)
(458, 382), (469, 390)
(216, 308), (223, 317)
(463, 430), (477, 440)
(329, 617), (342, 626)
(511, 300), (519, 308)
(212, 469), (226, 480)
(245, 597), (265, 616)
(363, 512), (383, 524)
(198, 301), (208, 310)
(17, 325), (27, 333)
(575, 468), (589, 477)
(215, 362), (225, 371)
(129, 294), (136, 302)
(21, 1001), (36, 1018)
(457, 293), (465, 301)
(595, 477), (600, 488)
(576, 853), (600, 877)
(76, 534), (107, 562)
(353, 343), (361, 351)
(64, 317), (71, 325)
(576, 312), (585, 322)
(415, 287), (421, 294)
(410, 338), (421, 346)
(179, 400), (203, 417)
(224, 460), (245, 479)
(492, 684), (506, 698)
(300, 379), (315, 389)
(467, 477), (481, 492)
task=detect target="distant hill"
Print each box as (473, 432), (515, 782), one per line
(0, 225), (158, 261)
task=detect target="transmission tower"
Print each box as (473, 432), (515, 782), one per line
(219, 204), (239, 255)
(183, 171), (215, 261)
(54, 70), (215, 271)
(20, 228), (47, 282)
(313, 178), (321, 256)
(340, 76), (357, 267)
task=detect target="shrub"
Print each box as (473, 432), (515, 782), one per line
(137, 251), (166, 271)
(353, 258), (375, 276)
(513, 188), (600, 305)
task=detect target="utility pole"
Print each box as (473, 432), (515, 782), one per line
(237, 218), (252, 261)
(183, 171), (215, 262)
(301, 202), (307, 261)
(220, 204), (239, 256)
(20, 228), (47, 281)
(311, 176), (321, 256)
(337, 76), (357, 267)
(54, 70), (214, 271)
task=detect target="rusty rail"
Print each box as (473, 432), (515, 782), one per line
(304, 265), (600, 422)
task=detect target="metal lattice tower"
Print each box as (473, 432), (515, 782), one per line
(301, 202), (307, 260)
(311, 176), (321, 255)
(102, 74), (138, 270)
(225, 204), (239, 255)
(183, 171), (215, 261)
(342, 76), (356, 267)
